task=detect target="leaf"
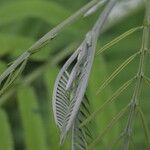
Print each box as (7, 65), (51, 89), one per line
(51, 42), (80, 66)
(89, 104), (129, 149)
(0, 109), (14, 150)
(96, 26), (143, 55)
(0, 61), (7, 74)
(106, 0), (144, 29)
(81, 77), (135, 127)
(17, 85), (47, 150)
(144, 76), (150, 87)
(81, 76), (134, 148)
(44, 66), (71, 149)
(72, 96), (92, 150)
(0, 59), (27, 96)
(0, 51), (30, 86)
(96, 52), (139, 94)
(0, 34), (33, 57)
(84, 0), (106, 17)
(53, 0), (117, 144)
(0, 1), (70, 26)
(53, 31), (97, 142)
(138, 107), (150, 148)
(52, 46), (80, 130)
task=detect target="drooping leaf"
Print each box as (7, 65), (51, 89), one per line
(44, 64), (72, 149)
(0, 109), (14, 150)
(17, 85), (47, 150)
(53, 31), (97, 142)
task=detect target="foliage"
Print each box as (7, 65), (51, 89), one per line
(0, 0), (149, 150)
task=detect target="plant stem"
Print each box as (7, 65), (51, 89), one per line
(93, 0), (117, 38)
(0, 0), (101, 87)
(96, 26), (143, 55)
(0, 52), (30, 85)
(122, 1), (150, 149)
(0, 42), (76, 106)
(28, 0), (102, 53)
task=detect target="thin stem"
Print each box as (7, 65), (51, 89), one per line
(0, 0), (101, 88)
(29, 0), (102, 53)
(96, 26), (143, 55)
(144, 75), (150, 86)
(58, 0), (118, 142)
(80, 77), (135, 128)
(93, 0), (118, 38)
(89, 104), (129, 149)
(0, 52), (30, 84)
(0, 43), (75, 106)
(96, 52), (139, 95)
(122, 1), (150, 149)
(137, 106), (150, 148)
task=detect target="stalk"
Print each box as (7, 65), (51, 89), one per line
(122, 1), (150, 149)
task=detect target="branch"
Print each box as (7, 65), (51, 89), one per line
(89, 104), (129, 150)
(80, 77), (135, 128)
(122, 0), (150, 149)
(0, 0), (102, 95)
(96, 26), (143, 55)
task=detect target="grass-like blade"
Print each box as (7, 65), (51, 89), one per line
(72, 96), (92, 150)
(80, 77), (135, 127)
(0, 59), (27, 97)
(96, 26), (143, 55)
(0, 52), (29, 86)
(17, 85), (47, 150)
(87, 55), (119, 147)
(0, 34), (33, 57)
(144, 75), (150, 87)
(96, 52), (139, 94)
(137, 107), (150, 148)
(84, 0), (107, 17)
(0, 1), (70, 26)
(89, 104), (129, 149)
(0, 109), (14, 150)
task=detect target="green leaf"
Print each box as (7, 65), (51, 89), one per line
(0, 61), (7, 74)
(87, 56), (119, 148)
(89, 104), (129, 150)
(80, 77), (135, 127)
(96, 26), (143, 55)
(0, 1), (70, 26)
(17, 85), (47, 150)
(0, 33), (73, 61)
(138, 107), (150, 149)
(0, 34), (33, 56)
(0, 59), (27, 97)
(72, 96), (92, 150)
(96, 52), (139, 94)
(0, 109), (14, 150)
(144, 76), (150, 87)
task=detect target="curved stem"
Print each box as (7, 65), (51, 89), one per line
(0, 0), (101, 87)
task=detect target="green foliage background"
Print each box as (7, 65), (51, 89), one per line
(0, 0), (149, 150)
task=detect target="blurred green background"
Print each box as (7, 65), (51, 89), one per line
(0, 0), (149, 150)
